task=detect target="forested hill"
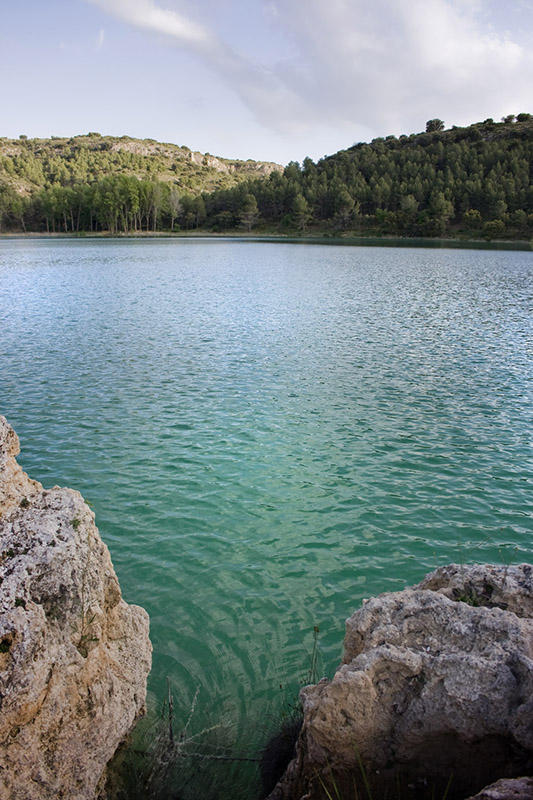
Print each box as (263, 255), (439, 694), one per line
(1, 115), (533, 239)
(0, 133), (281, 233)
(205, 115), (533, 240)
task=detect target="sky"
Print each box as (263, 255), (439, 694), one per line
(1, 0), (533, 165)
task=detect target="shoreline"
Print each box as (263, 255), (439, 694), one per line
(1, 230), (532, 251)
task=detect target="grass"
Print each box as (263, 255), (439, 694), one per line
(103, 626), (327, 800)
(104, 681), (263, 800)
(316, 754), (455, 800)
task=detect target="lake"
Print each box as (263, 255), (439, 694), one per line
(1, 238), (532, 794)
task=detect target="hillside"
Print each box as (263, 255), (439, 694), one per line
(0, 133), (281, 195)
(204, 114), (533, 240)
(0, 133), (281, 233)
(1, 116), (533, 239)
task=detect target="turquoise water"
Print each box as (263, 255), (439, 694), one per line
(1, 238), (532, 766)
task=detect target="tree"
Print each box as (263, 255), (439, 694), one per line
(292, 193), (311, 232)
(333, 189), (356, 230)
(426, 119), (445, 132)
(0, 184), (17, 231)
(168, 186), (182, 231)
(239, 193), (260, 232)
(429, 190), (454, 231)
(463, 209), (482, 230)
(483, 219), (505, 240)
(398, 194), (419, 232)
(193, 196), (206, 229)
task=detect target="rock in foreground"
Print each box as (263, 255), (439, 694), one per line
(466, 776), (533, 800)
(270, 563), (533, 800)
(0, 415), (152, 800)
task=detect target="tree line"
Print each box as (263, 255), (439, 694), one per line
(1, 116), (533, 240)
(0, 177), (207, 234)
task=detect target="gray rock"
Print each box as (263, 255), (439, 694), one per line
(270, 564), (533, 800)
(0, 415), (152, 800)
(466, 776), (533, 799)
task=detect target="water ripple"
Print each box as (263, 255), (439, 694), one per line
(1, 238), (532, 736)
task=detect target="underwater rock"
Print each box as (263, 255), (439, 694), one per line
(0, 415), (152, 800)
(269, 563), (533, 800)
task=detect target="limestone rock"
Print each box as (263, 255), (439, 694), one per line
(270, 564), (533, 800)
(0, 415), (152, 800)
(0, 416), (41, 517)
(417, 563), (533, 620)
(466, 776), (533, 799)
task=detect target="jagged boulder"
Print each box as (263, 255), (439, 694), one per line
(270, 564), (533, 800)
(0, 415), (152, 800)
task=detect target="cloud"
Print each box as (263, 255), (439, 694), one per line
(97, 29), (105, 51)
(89, 0), (213, 47)
(86, 0), (533, 140)
(267, 0), (532, 132)
(87, 0), (308, 133)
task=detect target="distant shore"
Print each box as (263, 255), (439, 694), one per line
(1, 230), (532, 251)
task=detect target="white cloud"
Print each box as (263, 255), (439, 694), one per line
(87, 0), (308, 133)
(86, 0), (533, 141)
(89, 0), (212, 47)
(263, 0), (533, 134)
(97, 29), (105, 51)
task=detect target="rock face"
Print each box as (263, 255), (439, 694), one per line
(0, 419), (40, 517)
(0, 415), (152, 800)
(271, 564), (533, 800)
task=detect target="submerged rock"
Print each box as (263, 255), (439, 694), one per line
(269, 563), (533, 800)
(0, 415), (152, 800)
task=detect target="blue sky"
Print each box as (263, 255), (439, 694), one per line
(1, 0), (533, 165)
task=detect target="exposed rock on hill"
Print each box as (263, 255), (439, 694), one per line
(0, 415), (151, 800)
(0, 133), (282, 199)
(270, 563), (533, 800)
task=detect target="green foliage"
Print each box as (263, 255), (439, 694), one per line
(0, 134), (279, 234)
(483, 219), (506, 240)
(426, 118), (445, 132)
(292, 192), (311, 232)
(463, 208), (482, 229)
(202, 114), (533, 240)
(1, 116), (533, 239)
(239, 193), (260, 232)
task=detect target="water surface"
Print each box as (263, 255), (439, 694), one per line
(1, 238), (532, 768)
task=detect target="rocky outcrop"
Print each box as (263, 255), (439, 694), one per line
(0, 415), (152, 800)
(466, 776), (533, 799)
(270, 564), (533, 800)
(109, 138), (282, 176)
(0, 419), (40, 517)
